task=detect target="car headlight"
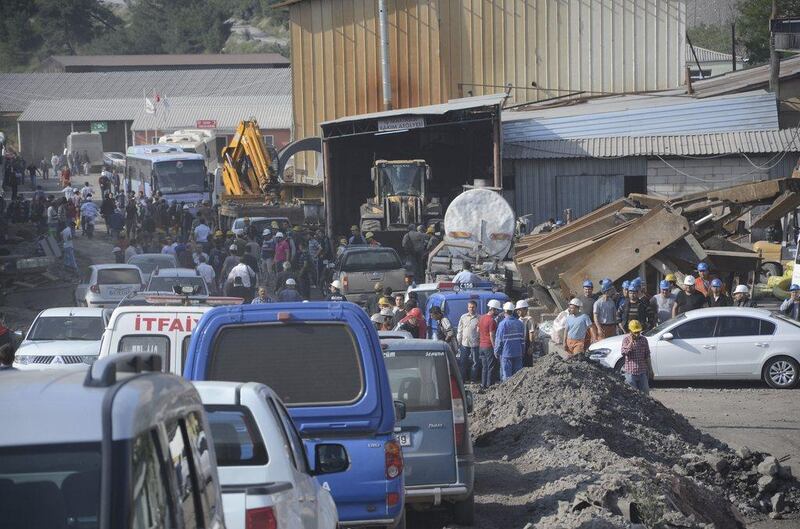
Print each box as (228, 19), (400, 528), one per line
(13, 355), (33, 365)
(588, 348), (611, 362)
(81, 355), (98, 365)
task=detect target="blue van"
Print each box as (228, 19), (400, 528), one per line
(425, 286), (510, 337)
(183, 302), (406, 528)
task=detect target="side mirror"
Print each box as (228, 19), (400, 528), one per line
(394, 400), (407, 421)
(661, 332), (673, 341)
(465, 390), (474, 414)
(314, 443), (349, 475)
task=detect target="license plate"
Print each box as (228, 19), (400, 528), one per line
(396, 432), (411, 447)
(108, 287), (132, 297)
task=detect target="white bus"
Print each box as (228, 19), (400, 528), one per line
(125, 145), (209, 209)
(158, 129), (218, 174)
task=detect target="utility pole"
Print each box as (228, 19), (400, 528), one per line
(769, 0), (780, 99)
(378, 0), (393, 111)
(731, 22), (737, 72)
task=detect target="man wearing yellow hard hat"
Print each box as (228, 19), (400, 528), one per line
(620, 319), (653, 395)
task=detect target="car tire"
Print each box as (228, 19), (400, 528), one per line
(614, 359), (625, 374)
(763, 356), (799, 389)
(759, 262), (783, 283)
(451, 493), (475, 525)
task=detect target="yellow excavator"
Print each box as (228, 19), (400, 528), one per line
(217, 120), (304, 228)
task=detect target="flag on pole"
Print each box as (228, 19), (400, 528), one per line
(144, 89), (155, 115)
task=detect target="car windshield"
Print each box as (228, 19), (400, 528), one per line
(342, 249), (402, 272)
(97, 268), (141, 285)
(383, 349), (451, 412)
(147, 276), (208, 295)
(643, 314), (685, 337)
(128, 255), (177, 275)
(28, 316), (105, 341)
(0, 442), (101, 527)
(154, 159), (206, 194)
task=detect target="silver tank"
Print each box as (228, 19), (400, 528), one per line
(443, 188), (515, 260)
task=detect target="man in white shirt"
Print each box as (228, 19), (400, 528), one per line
(196, 255), (217, 294)
(161, 237), (176, 256)
(61, 221), (77, 270)
(456, 300), (480, 382)
(452, 262), (481, 287)
(80, 182), (93, 201)
(194, 218), (211, 247)
(62, 186), (75, 200)
(124, 240), (138, 262)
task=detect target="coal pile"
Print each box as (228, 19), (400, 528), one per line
(467, 353), (799, 528)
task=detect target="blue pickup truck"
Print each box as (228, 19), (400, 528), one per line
(183, 302), (406, 528)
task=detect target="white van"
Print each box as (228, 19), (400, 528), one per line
(99, 305), (216, 374)
(66, 132), (104, 166)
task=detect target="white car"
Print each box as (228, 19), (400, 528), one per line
(127, 252), (178, 284)
(589, 307), (800, 389)
(146, 267), (209, 296)
(75, 264), (144, 307)
(14, 307), (108, 370)
(194, 381), (341, 529)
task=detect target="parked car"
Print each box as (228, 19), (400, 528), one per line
(424, 283), (509, 339)
(184, 301), (407, 528)
(195, 381), (342, 529)
(147, 267), (209, 296)
(333, 247), (407, 305)
(127, 252), (178, 284)
(14, 307), (108, 370)
(231, 216), (290, 237)
(103, 151), (125, 169)
(383, 339), (475, 524)
(0, 353), (226, 529)
(588, 307), (800, 389)
(75, 264), (144, 307)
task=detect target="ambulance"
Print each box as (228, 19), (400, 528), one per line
(98, 295), (242, 374)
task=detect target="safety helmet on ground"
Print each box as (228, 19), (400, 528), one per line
(710, 278), (723, 288)
(583, 280), (593, 288)
(502, 301), (515, 312)
(515, 300), (529, 310)
(790, 284), (800, 292)
(665, 273), (677, 282)
(262, 228), (271, 236)
(697, 262), (709, 272)
(733, 285), (749, 295)
(628, 319), (643, 333)
(659, 280), (670, 290)
(285, 278), (296, 286)
(683, 275), (696, 286)
(487, 299), (503, 310)
(330, 280), (342, 290)
(568, 298), (583, 308)
(378, 297), (391, 306)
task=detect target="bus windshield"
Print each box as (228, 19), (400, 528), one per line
(154, 159), (206, 194)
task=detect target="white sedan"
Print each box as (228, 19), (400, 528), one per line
(589, 307), (800, 389)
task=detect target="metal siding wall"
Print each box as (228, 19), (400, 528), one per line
(769, 153), (800, 180)
(513, 157), (647, 223)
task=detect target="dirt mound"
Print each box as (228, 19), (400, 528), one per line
(467, 353), (800, 528)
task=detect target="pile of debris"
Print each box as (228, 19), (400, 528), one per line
(467, 354), (799, 528)
(514, 178), (800, 310)
(0, 225), (66, 299)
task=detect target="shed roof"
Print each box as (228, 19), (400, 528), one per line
(686, 45), (741, 64)
(690, 55), (800, 98)
(46, 53), (289, 68)
(0, 68), (291, 113)
(503, 129), (800, 160)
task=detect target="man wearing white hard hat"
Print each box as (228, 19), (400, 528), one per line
(327, 279), (347, 302)
(478, 299), (502, 388)
(260, 228), (276, 285)
(494, 301), (526, 381)
(515, 299), (541, 365)
(563, 298), (592, 357)
(277, 277), (303, 301)
(732, 284), (756, 307)
(673, 275), (707, 317)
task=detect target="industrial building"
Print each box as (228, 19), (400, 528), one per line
(37, 53), (289, 72)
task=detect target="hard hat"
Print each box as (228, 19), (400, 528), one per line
(665, 273), (677, 282)
(733, 284), (749, 295)
(683, 275), (696, 286)
(262, 228), (271, 236)
(697, 262), (709, 272)
(183, 204), (190, 210)
(378, 297), (391, 306)
(381, 307), (394, 316)
(374, 282), (384, 291)
(243, 217), (250, 223)
(502, 301), (515, 312)
(487, 299), (503, 310)
(271, 221), (279, 228)
(370, 313), (384, 323)
(426, 226), (435, 234)
(330, 280), (342, 290)
(515, 300), (529, 310)
(659, 280), (670, 290)
(339, 238), (347, 244)
(568, 298), (583, 308)
(710, 278), (723, 288)
(583, 280), (593, 288)
(600, 279), (613, 292)
(214, 230), (223, 238)
(275, 232), (284, 238)
(112, 246), (122, 253)
(285, 278), (296, 286)
(365, 231), (374, 239)
(628, 319), (643, 333)
(229, 244), (237, 252)
(790, 284), (800, 292)
(622, 280), (630, 290)
(630, 277), (642, 289)
(226, 230), (234, 236)
(292, 226), (301, 232)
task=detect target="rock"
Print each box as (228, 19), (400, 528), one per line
(704, 454), (729, 474)
(501, 454), (509, 462)
(757, 475), (777, 493)
(769, 511), (783, 520)
(736, 446), (752, 459)
(771, 492), (785, 513)
(757, 457), (779, 477)
(673, 464), (688, 476)
(777, 465), (792, 480)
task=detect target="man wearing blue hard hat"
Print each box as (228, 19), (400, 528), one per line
(707, 278), (731, 307)
(695, 262), (714, 296)
(576, 280), (597, 320)
(617, 279), (652, 333)
(650, 279), (676, 325)
(780, 284), (800, 321)
(592, 279), (618, 342)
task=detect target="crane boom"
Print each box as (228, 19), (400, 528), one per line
(220, 119), (279, 196)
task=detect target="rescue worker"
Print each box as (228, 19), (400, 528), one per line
(494, 301), (525, 381)
(695, 262), (713, 296)
(563, 298), (592, 357)
(365, 231), (381, 247)
(402, 223), (427, 280)
(327, 280), (347, 302)
(226, 276), (251, 301)
(479, 299), (502, 388)
(397, 307), (426, 338)
(274, 232), (291, 270)
(780, 284), (800, 320)
(370, 313), (385, 331)
(430, 306), (457, 355)
(665, 273), (681, 296)
(274, 262), (297, 295)
(732, 284), (757, 307)
(516, 299), (541, 366)
(707, 278), (732, 307)
(617, 283), (652, 333)
(379, 308), (395, 330)
(617, 280), (630, 308)
(378, 297), (393, 325)
(457, 300), (480, 381)
(673, 275), (707, 317)
(620, 319), (653, 395)
(260, 228), (276, 286)
(650, 280), (676, 325)
(278, 278), (303, 301)
(576, 280), (596, 319)
(452, 261), (481, 287)
(592, 279), (618, 342)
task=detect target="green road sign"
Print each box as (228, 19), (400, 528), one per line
(90, 122), (108, 133)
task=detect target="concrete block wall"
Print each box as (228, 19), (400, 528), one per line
(646, 156), (773, 197)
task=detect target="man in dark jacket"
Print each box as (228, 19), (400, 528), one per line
(617, 285), (652, 333)
(278, 278), (303, 301)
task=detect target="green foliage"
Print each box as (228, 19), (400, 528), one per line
(687, 23), (733, 55)
(0, 0), (40, 70)
(737, 0), (800, 64)
(35, 0), (121, 56)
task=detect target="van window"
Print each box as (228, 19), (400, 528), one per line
(383, 350), (452, 412)
(98, 269), (141, 285)
(181, 336), (192, 369)
(132, 430), (173, 529)
(205, 406), (269, 466)
(209, 323), (364, 406)
(342, 250), (402, 272)
(185, 413), (218, 520)
(119, 335), (170, 370)
(165, 420), (200, 528)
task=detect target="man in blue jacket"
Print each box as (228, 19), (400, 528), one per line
(494, 301), (525, 381)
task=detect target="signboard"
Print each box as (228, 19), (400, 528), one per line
(90, 122), (107, 133)
(196, 120), (217, 129)
(377, 116), (425, 132)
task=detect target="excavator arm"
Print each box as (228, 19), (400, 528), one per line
(220, 120), (279, 196)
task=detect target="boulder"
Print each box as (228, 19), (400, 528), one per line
(757, 457), (779, 477)
(771, 492), (785, 514)
(736, 446), (752, 459)
(705, 453), (729, 474)
(757, 475), (777, 493)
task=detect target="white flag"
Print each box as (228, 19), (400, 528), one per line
(144, 89), (155, 114)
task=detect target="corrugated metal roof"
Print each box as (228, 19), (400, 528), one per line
(503, 129), (800, 159)
(502, 91), (778, 142)
(691, 55), (800, 98)
(320, 94), (507, 126)
(18, 98), (143, 122)
(686, 45), (740, 63)
(47, 53), (289, 67)
(0, 68), (291, 113)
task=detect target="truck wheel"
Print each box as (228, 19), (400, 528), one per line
(451, 493), (475, 525)
(759, 262), (783, 282)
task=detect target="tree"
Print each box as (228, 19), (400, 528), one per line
(687, 23), (732, 55)
(0, 0), (40, 70)
(737, 0), (800, 64)
(35, 0), (121, 56)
